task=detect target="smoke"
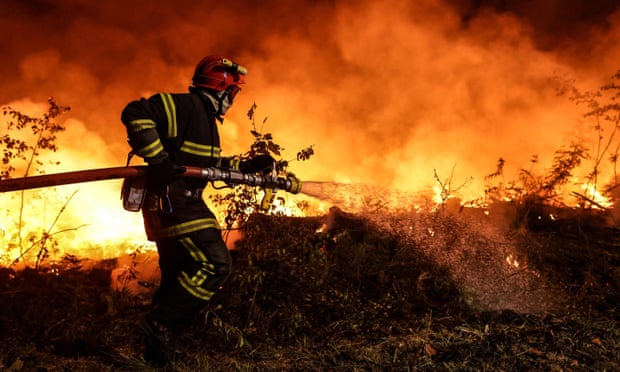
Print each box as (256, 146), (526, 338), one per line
(1, 1), (619, 223)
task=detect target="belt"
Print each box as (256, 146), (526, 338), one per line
(154, 185), (205, 214)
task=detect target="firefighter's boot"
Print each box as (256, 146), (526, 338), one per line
(139, 315), (181, 367)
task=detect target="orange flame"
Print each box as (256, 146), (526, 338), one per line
(2, 1), (620, 264)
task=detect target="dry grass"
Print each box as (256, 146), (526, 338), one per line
(0, 205), (618, 371)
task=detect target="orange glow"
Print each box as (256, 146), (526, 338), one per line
(505, 254), (522, 269)
(1, 1), (620, 264)
(579, 183), (613, 209)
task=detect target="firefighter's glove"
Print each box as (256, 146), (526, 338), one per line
(146, 156), (186, 188)
(239, 154), (275, 174)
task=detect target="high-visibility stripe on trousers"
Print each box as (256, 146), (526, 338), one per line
(165, 228), (232, 302)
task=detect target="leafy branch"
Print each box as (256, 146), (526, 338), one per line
(2, 97), (69, 179)
(557, 71), (620, 202)
(211, 103), (314, 230)
(244, 102), (314, 174)
(1, 97), (72, 266)
(483, 70), (620, 222)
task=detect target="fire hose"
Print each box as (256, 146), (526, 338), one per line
(0, 165), (302, 194)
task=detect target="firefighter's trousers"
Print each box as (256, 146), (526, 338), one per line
(150, 227), (232, 329)
(141, 180), (232, 329)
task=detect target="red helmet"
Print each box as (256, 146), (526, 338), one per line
(192, 55), (247, 95)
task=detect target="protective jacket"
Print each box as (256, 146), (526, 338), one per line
(121, 90), (239, 241)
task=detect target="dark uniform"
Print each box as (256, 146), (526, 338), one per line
(121, 55), (268, 367)
(122, 90), (236, 330)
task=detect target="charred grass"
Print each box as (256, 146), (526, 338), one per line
(0, 206), (619, 371)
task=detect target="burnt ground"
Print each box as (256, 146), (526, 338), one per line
(0, 205), (618, 371)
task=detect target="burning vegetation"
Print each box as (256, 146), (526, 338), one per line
(0, 72), (619, 370)
(0, 204), (618, 370)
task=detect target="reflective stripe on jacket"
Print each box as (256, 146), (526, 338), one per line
(121, 91), (236, 239)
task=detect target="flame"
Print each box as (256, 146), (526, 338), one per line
(504, 253), (541, 279)
(1, 1), (620, 264)
(270, 196), (302, 217)
(505, 254), (521, 269)
(580, 183), (613, 209)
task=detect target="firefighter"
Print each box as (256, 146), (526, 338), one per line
(121, 55), (273, 367)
